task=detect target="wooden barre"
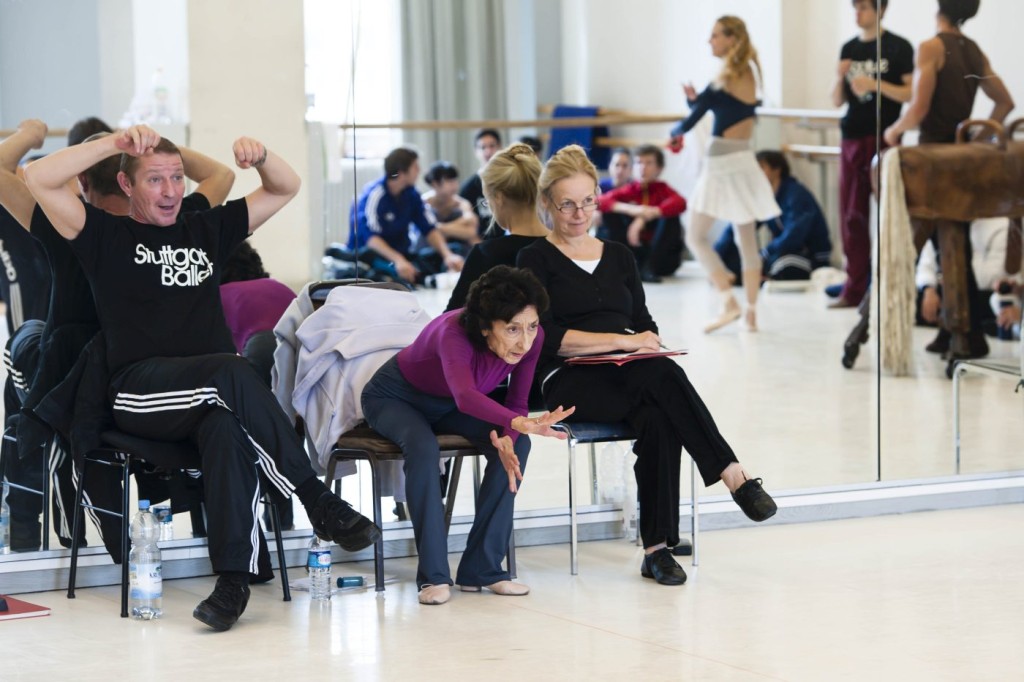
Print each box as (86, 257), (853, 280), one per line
(339, 106), (844, 133)
(339, 114), (681, 131)
(783, 143), (841, 160)
(0, 128), (70, 139)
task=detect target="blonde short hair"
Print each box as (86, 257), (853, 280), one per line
(538, 144), (599, 203)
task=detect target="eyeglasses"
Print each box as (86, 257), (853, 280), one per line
(553, 196), (598, 215)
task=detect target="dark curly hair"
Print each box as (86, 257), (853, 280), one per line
(938, 0), (980, 26)
(221, 241), (270, 284)
(459, 266), (549, 348)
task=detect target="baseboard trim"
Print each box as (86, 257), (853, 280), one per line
(4, 471), (1023, 594)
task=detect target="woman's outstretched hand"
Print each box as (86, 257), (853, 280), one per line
(490, 430), (523, 493)
(512, 405), (576, 440)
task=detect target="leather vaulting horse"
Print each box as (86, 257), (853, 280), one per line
(843, 118), (1024, 376)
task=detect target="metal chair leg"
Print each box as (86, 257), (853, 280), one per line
(568, 435), (578, 575)
(120, 456), (132, 618)
(42, 439), (53, 551)
(691, 460), (699, 568)
(268, 499), (291, 601)
(368, 456), (385, 592)
(588, 442), (598, 505)
(443, 456), (464, 531)
(67, 459), (89, 600)
(953, 362), (965, 475)
(507, 529), (517, 579)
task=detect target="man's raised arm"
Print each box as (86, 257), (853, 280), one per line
(233, 137), (301, 234)
(179, 146), (235, 206)
(0, 119), (48, 229)
(25, 125), (161, 239)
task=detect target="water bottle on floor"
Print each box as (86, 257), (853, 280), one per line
(1, 482), (11, 555)
(307, 535), (333, 601)
(129, 500), (163, 619)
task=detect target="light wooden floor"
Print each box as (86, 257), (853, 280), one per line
(5, 505), (1024, 681)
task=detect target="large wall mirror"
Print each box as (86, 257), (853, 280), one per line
(1, 0), (1021, 580)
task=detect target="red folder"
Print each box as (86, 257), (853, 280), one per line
(565, 349), (688, 367)
(0, 594), (52, 621)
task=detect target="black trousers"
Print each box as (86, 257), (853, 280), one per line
(109, 353), (316, 574)
(543, 357), (738, 548)
(598, 213), (684, 276)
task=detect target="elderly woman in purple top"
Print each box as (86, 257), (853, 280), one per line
(361, 265), (573, 605)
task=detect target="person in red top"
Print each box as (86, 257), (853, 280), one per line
(596, 145), (686, 283)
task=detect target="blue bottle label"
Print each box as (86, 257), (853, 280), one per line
(307, 549), (332, 568)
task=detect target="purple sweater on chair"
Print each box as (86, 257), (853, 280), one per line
(219, 278), (297, 352)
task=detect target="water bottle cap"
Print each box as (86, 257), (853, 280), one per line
(138, 500), (151, 510)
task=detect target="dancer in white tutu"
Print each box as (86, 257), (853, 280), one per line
(670, 16), (779, 333)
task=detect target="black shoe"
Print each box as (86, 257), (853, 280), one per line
(731, 478), (777, 522)
(942, 330), (990, 360)
(640, 547), (687, 585)
(640, 270), (662, 284)
(393, 502), (408, 522)
(309, 492), (382, 552)
(925, 328), (951, 354)
(193, 573), (251, 632)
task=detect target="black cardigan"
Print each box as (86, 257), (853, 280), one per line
(445, 234), (545, 312)
(516, 238), (657, 379)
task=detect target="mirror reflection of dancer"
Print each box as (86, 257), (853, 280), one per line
(671, 16), (780, 333)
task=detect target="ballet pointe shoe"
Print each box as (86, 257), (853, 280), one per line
(704, 297), (742, 334)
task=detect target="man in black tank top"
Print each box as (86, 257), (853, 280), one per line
(884, 0), (1013, 146)
(883, 1), (1014, 358)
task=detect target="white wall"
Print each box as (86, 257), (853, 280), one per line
(0, 0), (104, 146)
(188, 0), (313, 290)
(128, 0), (189, 124)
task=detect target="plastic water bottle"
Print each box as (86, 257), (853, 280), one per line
(129, 500), (163, 619)
(0, 482), (11, 555)
(307, 535), (333, 601)
(597, 442), (626, 505)
(152, 505), (173, 542)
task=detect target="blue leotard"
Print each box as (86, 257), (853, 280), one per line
(671, 85), (760, 137)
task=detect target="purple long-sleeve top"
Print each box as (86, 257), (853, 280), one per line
(396, 309), (543, 441)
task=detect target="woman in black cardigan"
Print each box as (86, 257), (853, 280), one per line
(517, 145), (776, 586)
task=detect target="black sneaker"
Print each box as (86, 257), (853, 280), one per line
(193, 573), (251, 631)
(731, 478), (778, 522)
(309, 492), (382, 552)
(640, 547), (687, 585)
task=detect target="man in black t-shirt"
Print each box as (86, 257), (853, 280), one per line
(459, 128), (502, 237)
(0, 119), (235, 553)
(25, 126), (382, 632)
(829, 0), (913, 308)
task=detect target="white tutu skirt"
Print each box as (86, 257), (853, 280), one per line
(690, 147), (781, 224)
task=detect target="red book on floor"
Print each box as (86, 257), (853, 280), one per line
(0, 595), (52, 621)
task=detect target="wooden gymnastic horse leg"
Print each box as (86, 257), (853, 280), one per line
(936, 219), (971, 358)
